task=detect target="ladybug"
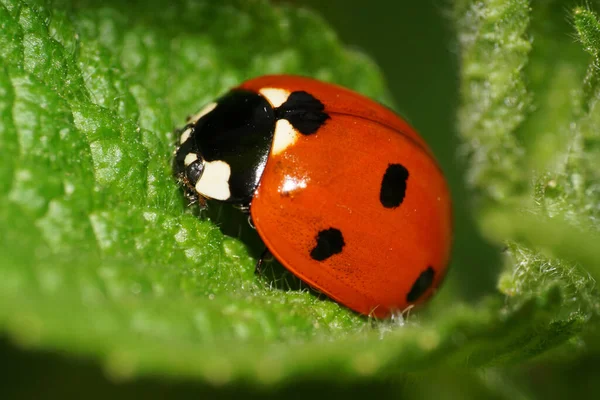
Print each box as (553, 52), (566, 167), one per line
(173, 75), (452, 318)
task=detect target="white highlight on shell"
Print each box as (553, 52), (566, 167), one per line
(184, 153), (198, 167)
(195, 160), (231, 201)
(271, 119), (299, 155)
(187, 102), (217, 124)
(259, 88), (290, 108)
(179, 127), (193, 144)
(280, 176), (307, 195)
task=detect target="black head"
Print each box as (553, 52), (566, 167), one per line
(173, 89), (277, 207)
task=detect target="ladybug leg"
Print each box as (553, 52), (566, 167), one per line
(241, 208), (256, 230)
(241, 208), (272, 274)
(255, 247), (273, 275)
(247, 215), (256, 229)
(234, 203), (251, 214)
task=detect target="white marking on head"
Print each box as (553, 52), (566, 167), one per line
(195, 160), (231, 201)
(187, 102), (217, 124)
(259, 88), (290, 108)
(184, 153), (198, 167)
(179, 127), (193, 144)
(271, 119), (299, 155)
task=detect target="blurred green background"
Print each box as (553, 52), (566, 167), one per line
(4, 0), (593, 398)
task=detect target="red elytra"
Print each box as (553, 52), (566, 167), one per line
(237, 75), (453, 318)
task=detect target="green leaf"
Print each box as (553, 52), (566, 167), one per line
(0, 0), (598, 391)
(454, 0), (599, 331)
(0, 0), (384, 381)
(454, 0), (531, 203)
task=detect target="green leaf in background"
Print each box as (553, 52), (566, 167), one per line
(0, 0), (599, 397)
(455, 0), (598, 311)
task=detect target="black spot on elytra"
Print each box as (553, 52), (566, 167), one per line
(310, 228), (345, 261)
(406, 267), (435, 303)
(380, 163), (409, 208)
(275, 91), (330, 135)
